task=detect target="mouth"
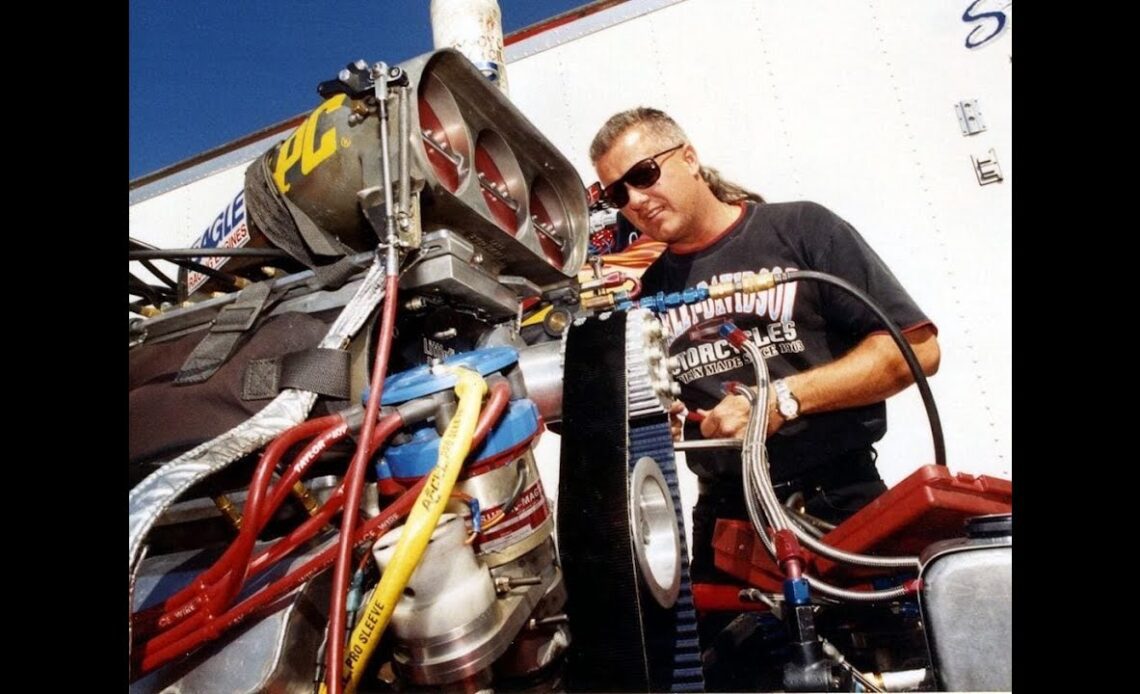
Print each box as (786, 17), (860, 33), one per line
(643, 207), (664, 222)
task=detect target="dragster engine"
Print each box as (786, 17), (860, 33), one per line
(129, 48), (689, 692)
(130, 48), (1011, 693)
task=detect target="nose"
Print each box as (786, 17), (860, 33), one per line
(625, 185), (651, 210)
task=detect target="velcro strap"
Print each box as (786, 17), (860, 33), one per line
(244, 156), (359, 291)
(174, 281), (272, 385)
(242, 348), (351, 400)
(280, 192), (351, 259)
(309, 255), (362, 291)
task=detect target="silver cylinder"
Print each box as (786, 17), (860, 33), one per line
(459, 448), (554, 567)
(516, 340), (563, 422)
(430, 0), (510, 94)
(372, 514), (497, 641)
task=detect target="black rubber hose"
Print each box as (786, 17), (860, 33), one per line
(128, 273), (170, 306)
(139, 259), (178, 289)
(128, 248), (291, 260)
(777, 270), (945, 467)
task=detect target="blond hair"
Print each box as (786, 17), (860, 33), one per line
(589, 107), (765, 205)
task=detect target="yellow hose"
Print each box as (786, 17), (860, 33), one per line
(326, 367), (487, 694)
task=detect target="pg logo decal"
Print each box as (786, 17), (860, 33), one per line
(272, 93), (347, 194)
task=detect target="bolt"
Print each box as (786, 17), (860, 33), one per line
(527, 614), (569, 630)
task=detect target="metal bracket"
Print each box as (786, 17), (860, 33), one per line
(954, 100), (987, 136)
(317, 60), (408, 101)
(499, 275), (543, 299)
(317, 60), (374, 100)
(971, 148), (1004, 186)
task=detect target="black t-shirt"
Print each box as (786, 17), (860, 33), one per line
(640, 201), (933, 484)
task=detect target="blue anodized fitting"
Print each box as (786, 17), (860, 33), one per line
(784, 576), (811, 607)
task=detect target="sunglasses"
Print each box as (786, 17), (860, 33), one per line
(601, 143), (684, 208)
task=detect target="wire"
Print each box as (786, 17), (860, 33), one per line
(136, 416), (347, 654)
(621, 275), (642, 298)
(129, 248), (293, 260)
(780, 270), (944, 467)
(326, 273), (400, 694)
(133, 417), (352, 643)
(134, 475), (429, 677)
(480, 458), (527, 533)
(140, 259), (178, 289)
(134, 379), (511, 679)
(248, 418), (405, 578)
(328, 369), (492, 693)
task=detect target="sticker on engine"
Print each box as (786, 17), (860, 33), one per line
(476, 480), (550, 554)
(186, 189), (248, 295)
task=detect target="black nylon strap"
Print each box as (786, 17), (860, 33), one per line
(309, 256), (362, 290)
(243, 156), (357, 291)
(174, 280), (273, 385)
(280, 190), (350, 258)
(241, 348), (351, 400)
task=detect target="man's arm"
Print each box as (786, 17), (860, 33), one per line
(699, 325), (940, 439)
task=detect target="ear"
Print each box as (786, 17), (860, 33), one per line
(682, 144), (701, 176)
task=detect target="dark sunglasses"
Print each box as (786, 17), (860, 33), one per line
(601, 143), (684, 208)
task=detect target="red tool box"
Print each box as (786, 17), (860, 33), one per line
(710, 465), (1013, 593)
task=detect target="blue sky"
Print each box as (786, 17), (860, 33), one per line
(129, 0), (591, 180)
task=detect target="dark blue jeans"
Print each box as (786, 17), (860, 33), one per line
(690, 445), (885, 583)
(689, 446), (887, 690)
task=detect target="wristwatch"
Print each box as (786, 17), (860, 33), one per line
(773, 378), (800, 421)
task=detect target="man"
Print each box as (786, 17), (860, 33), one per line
(590, 106), (940, 578)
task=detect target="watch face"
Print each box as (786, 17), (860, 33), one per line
(779, 399), (798, 418)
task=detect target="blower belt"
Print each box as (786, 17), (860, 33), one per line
(558, 312), (703, 692)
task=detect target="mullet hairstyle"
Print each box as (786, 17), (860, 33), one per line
(589, 107), (765, 205)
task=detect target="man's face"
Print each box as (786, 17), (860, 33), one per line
(594, 125), (703, 245)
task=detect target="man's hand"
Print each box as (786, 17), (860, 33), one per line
(668, 400), (686, 441)
(697, 391), (785, 439)
(680, 326), (941, 442)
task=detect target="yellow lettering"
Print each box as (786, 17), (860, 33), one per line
(272, 129), (304, 194)
(271, 94), (347, 193)
(302, 94), (346, 175)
